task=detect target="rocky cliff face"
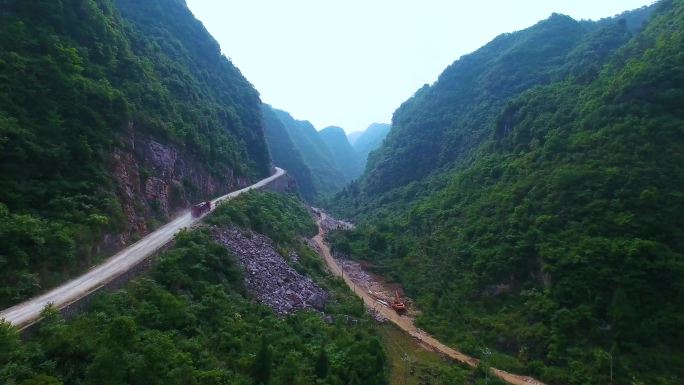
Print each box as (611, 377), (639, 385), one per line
(106, 122), (253, 252)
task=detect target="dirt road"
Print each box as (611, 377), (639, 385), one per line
(312, 211), (546, 385)
(0, 168), (286, 330)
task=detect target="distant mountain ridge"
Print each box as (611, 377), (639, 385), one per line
(0, 0), (272, 306)
(352, 123), (391, 169)
(261, 105), (317, 200)
(262, 106), (383, 200)
(319, 126), (364, 181)
(263, 106), (348, 197)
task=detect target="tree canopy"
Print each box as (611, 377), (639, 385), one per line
(329, 1), (682, 383)
(1, 192), (389, 385)
(0, 0), (271, 307)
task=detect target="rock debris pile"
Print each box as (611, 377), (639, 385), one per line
(310, 207), (354, 232)
(212, 226), (327, 316)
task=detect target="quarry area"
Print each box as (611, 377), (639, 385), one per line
(334, 258), (416, 320)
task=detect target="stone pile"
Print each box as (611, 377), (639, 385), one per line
(212, 226), (327, 316)
(310, 207), (355, 232)
(320, 216), (354, 232)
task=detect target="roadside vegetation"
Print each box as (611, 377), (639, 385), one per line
(377, 323), (506, 385)
(328, 2), (684, 383)
(0, 0), (270, 308)
(0, 192), (388, 385)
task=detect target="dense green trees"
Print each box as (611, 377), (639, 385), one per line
(1, 192), (389, 385)
(261, 105), (318, 201)
(115, 0), (271, 178)
(261, 107), (386, 202)
(207, 191), (317, 246)
(0, 0), (270, 306)
(319, 126), (364, 182)
(329, 1), (683, 384)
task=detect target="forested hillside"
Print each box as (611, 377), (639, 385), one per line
(3, 0), (681, 384)
(352, 123), (390, 169)
(0, 0), (271, 307)
(267, 106), (349, 197)
(1, 192), (389, 385)
(330, 1), (683, 384)
(337, 6), (654, 209)
(319, 126), (364, 181)
(261, 105), (317, 201)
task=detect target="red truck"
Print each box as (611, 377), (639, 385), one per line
(191, 201), (211, 218)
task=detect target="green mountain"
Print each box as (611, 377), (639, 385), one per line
(335, 5), (657, 219)
(261, 104), (317, 201)
(352, 123), (391, 169)
(318, 126), (364, 181)
(270, 107), (348, 196)
(357, 11), (652, 198)
(0, 0), (271, 307)
(330, 2), (683, 384)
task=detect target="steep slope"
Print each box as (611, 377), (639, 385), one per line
(115, 0), (271, 176)
(334, 5), (655, 219)
(261, 104), (317, 201)
(329, 2), (682, 384)
(0, 0), (271, 307)
(318, 126), (363, 181)
(363, 12), (652, 197)
(363, 13), (590, 195)
(352, 123), (391, 168)
(271, 107), (348, 196)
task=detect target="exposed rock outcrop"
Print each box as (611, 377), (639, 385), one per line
(212, 225), (327, 316)
(107, 122), (252, 252)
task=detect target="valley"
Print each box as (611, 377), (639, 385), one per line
(1, 0), (682, 384)
(313, 210), (545, 385)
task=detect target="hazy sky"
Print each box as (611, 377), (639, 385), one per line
(186, 0), (653, 133)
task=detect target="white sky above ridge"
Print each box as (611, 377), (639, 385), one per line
(186, 0), (655, 133)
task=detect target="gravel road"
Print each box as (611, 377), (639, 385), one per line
(311, 210), (546, 385)
(0, 167), (285, 329)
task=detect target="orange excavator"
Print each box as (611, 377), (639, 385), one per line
(391, 290), (406, 313)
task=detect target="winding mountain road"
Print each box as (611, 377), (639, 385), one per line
(312, 210), (546, 385)
(0, 167), (286, 330)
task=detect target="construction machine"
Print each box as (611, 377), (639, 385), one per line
(391, 290), (406, 313)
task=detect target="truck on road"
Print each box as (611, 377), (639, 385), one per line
(191, 201), (211, 217)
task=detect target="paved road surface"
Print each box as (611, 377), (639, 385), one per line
(312, 210), (546, 385)
(0, 167), (286, 329)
